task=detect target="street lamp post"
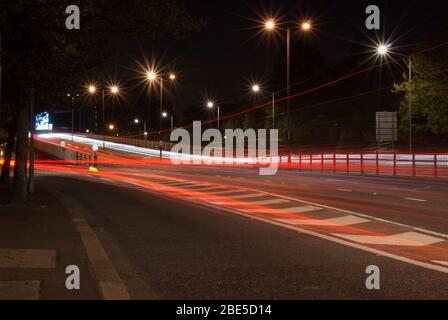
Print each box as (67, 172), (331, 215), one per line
(264, 19), (313, 147)
(207, 101), (220, 131)
(88, 84), (120, 150)
(67, 93), (80, 142)
(162, 112), (174, 131)
(146, 70), (176, 137)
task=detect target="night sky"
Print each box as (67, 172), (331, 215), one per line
(76, 0), (448, 129)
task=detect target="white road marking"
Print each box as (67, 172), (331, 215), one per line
(336, 189), (353, 192)
(243, 205), (322, 214)
(432, 261), (448, 267)
(276, 215), (370, 227)
(208, 190), (246, 195)
(193, 186), (228, 192)
(230, 193), (265, 199)
(236, 186), (448, 240)
(0, 249), (56, 268)
(96, 175), (448, 274)
(404, 198), (428, 203)
(159, 181), (191, 186)
(100, 178), (115, 183)
(247, 199), (290, 206)
(332, 232), (444, 247)
(0, 281), (41, 300)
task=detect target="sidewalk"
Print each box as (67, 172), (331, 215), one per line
(0, 184), (100, 300)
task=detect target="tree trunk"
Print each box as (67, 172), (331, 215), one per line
(0, 117), (17, 185)
(13, 105), (29, 203)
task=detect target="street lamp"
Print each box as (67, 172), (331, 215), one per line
(207, 101), (220, 131)
(145, 69), (177, 134)
(252, 84), (261, 93)
(162, 112), (174, 131)
(159, 72), (176, 132)
(263, 18), (313, 148)
(375, 42), (412, 154)
(87, 83), (121, 149)
(264, 19), (276, 31)
(67, 93), (80, 142)
(376, 44), (390, 56)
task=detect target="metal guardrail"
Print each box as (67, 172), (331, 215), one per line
(280, 153), (448, 178)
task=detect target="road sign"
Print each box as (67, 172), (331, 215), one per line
(92, 145), (99, 152)
(376, 112), (397, 142)
(60, 141), (66, 148)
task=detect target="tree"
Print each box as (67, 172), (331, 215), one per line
(393, 52), (448, 141)
(0, 0), (204, 202)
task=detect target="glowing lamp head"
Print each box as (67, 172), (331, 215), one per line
(162, 112), (168, 118)
(169, 73), (176, 81)
(265, 19), (276, 31)
(252, 84), (261, 93)
(301, 22), (312, 31)
(108, 124), (115, 131)
(88, 86), (96, 94)
(377, 44), (390, 56)
(147, 71), (157, 81)
(207, 101), (215, 109)
(134, 118), (140, 124)
(110, 86), (119, 94)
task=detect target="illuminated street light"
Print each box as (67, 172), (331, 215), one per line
(206, 101), (220, 130)
(110, 85), (119, 94)
(147, 70), (158, 82)
(252, 84), (261, 93)
(108, 124), (115, 131)
(134, 118), (140, 124)
(261, 17), (315, 148)
(265, 19), (276, 31)
(86, 83), (123, 150)
(162, 112), (168, 118)
(301, 21), (312, 31)
(169, 73), (176, 81)
(377, 43), (391, 56)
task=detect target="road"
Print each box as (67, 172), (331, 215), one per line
(33, 137), (448, 299)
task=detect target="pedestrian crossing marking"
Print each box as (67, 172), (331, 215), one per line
(275, 215), (369, 227)
(332, 232), (445, 247)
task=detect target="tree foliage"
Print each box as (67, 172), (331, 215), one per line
(393, 52), (448, 139)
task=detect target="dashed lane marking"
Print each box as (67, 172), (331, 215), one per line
(243, 205), (322, 214)
(404, 198), (428, 203)
(276, 215), (370, 227)
(0, 281), (41, 300)
(0, 249), (56, 269)
(332, 232), (445, 247)
(336, 189), (353, 192)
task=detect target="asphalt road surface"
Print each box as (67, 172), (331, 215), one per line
(39, 170), (448, 299)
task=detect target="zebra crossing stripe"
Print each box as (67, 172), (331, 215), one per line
(275, 215), (370, 227)
(242, 205), (323, 214)
(159, 181), (191, 186)
(332, 232), (445, 247)
(0, 249), (56, 269)
(193, 186), (228, 192)
(247, 199), (290, 205)
(209, 190), (246, 195)
(230, 193), (265, 199)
